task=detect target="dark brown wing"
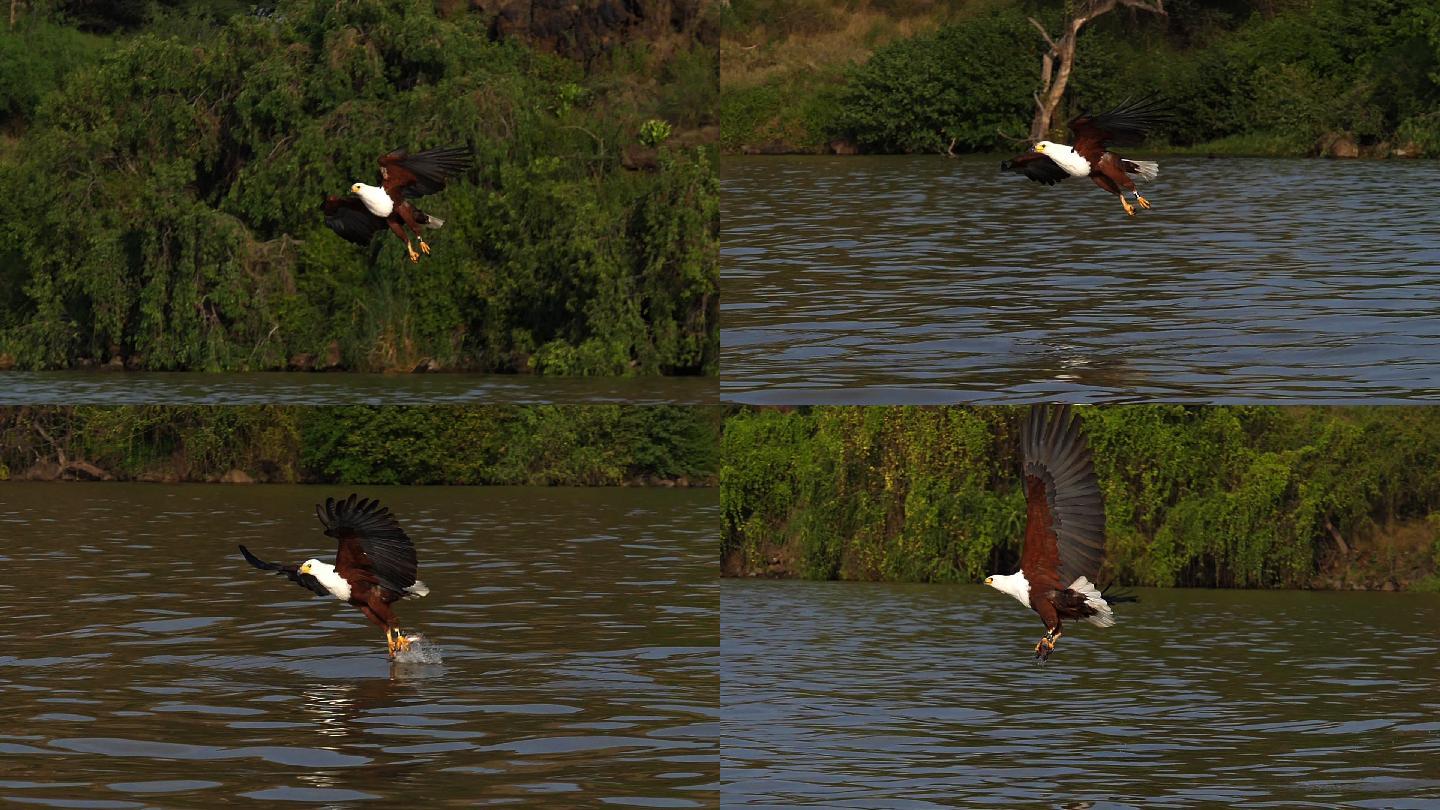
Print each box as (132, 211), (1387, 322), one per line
(1001, 152), (1070, 186)
(316, 494), (417, 594)
(1068, 93), (1169, 164)
(320, 195), (387, 245)
(1018, 405), (1105, 587)
(378, 146), (473, 202)
(238, 545), (329, 597)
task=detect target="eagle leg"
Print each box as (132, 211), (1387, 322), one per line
(405, 242), (420, 263)
(1133, 193), (1151, 210)
(1034, 628), (1062, 662)
(1119, 196), (1136, 217)
(418, 240), (431, 255)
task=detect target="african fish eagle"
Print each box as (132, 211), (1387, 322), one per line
(239, 494), (430, 658)
(321, 146), (473, 262)
(1001, 95), (1169, 217)
(985, 405), (1124, 662)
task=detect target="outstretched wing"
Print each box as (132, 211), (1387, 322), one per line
(1018, 405), (1106, 587)
(320, 195), (387, 245)
(1068, 93), (1169, 164)
(238, 544), (329, 597)
(377, 146), (473, 201)
(1001, 151), (1070, 186)
(316, 494), (417, 594)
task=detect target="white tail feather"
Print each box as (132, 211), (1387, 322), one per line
(405, 580), (430, 598)
(421, 215), (444, 229)
(1069, 576), (1115, 627)
(1126, 160), (1159, 181)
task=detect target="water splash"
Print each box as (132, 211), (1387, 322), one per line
(393, 634), (443, 664)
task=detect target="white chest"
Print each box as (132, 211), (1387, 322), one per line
(1047, 145), (1092, 177)
(358, 187), (393, 217)
(313, 568), (352, 601)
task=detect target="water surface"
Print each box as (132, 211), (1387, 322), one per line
(0, 484), (716, 807)
(0, 371), (716, 405)
(722, 579), (1440, 807)
(722, 156), (1440, 404)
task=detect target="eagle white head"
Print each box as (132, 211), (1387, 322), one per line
(984, 571), (1031, 607)
(349, 182), (393, 217)
(1034, 140), (1054, 153)
(298, 558), (350, 601)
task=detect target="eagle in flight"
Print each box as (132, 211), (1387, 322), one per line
(239, 494), (430, 658)
(1001, 95), (1168, 216)
(320, 146), (473, 262)
(985, 405), (1130, 662)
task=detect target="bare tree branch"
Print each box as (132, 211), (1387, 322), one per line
(1026, 16), (1057, 51)
(1025, 0), (1165, 143)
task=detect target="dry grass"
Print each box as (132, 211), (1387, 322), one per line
(722, 8), (946, 91)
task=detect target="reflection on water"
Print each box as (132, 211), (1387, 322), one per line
(0, 371), (716, 405)
(722, 156), (1440, 404)
(0, 484), (717, 806)
(722, 580), (1440, 807)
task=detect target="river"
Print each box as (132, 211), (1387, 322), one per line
(0, 371), (716, 405)
(722, 579), (1440, 807)
(0, 483), (717, 807)
(722, 156), (1440, 404)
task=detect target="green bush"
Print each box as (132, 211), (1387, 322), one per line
(722, 407), (1440, 588)
(0, 405), (719, 484)
(0, 0), (718, 374)
(834, 9), (1033, 153)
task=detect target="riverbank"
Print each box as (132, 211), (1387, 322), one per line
(721, 0), (1440, 159)
(0, 405), (719, 486)
(720, 406), (1440, 592)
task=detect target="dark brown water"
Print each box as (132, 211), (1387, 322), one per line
(722, 156), (1440, 404)
(722, 579), (1440, 807)
(0, 371), (716, 405)
(0, 483), (717, 807)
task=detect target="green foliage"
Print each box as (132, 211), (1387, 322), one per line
(722, 407), (1440, 588)
(0, 0), (718, 374)
(718, 79), (843, 153)
(834, 9), (1034, 153)
(658, 43), (718, 129)
(723, 0), (1440, 156)
(0, 405), (719, 485)
(0, 21), (110, 128)
(640, 119), (673, 148)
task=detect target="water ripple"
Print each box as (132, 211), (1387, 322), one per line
(722, 156), (1440, 403)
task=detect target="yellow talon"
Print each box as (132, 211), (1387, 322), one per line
(419, 241), (431, 255)
(1134, 194), (1151, 210)
(406, 244), (420, 263)
(1121, 198), (1135, 216)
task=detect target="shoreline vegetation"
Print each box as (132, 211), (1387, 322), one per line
(0, 0), (719, 375)
(0, 405), (719, 486)
(720, 0), (1440, 159)
(721, 406), (1440, 592)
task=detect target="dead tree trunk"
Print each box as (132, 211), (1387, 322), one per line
(1026, 0), (1166, 143)
(9, 0), (18, 31)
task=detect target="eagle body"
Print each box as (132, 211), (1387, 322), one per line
(985, 405), (1120, 661)
(240, 495), (431, 659)
(1002, 95), (1170, 216)
(351, 183), (395, 218)
(1034, 141), (1091, 177)
(321, 146), (473, 262)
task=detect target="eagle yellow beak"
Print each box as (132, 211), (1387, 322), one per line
(984, 577), (993, 584)
(299, 563), (311, 574)
(1035, 144), (1045, 153)
(350, 183), (361, 193)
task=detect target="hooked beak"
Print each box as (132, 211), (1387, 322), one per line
(984, 577), (993, 585)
